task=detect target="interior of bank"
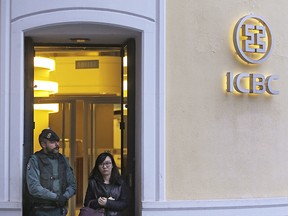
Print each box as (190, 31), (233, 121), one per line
(33, 45), (128, 216)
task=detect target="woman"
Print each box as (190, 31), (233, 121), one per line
(83, 152), (129, 216)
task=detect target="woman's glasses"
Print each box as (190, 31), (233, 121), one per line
(99, 161), (112, 168)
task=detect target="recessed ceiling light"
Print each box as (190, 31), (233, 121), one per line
(69, 38), (90, 43)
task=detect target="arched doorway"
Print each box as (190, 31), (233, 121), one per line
(23, 24), (137, 216)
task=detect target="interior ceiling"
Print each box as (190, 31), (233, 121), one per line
(34, 46), (122, 57)
(26, 23), (138, 57)
(25, 23), (138, 44)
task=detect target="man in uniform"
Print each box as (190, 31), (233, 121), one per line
(26, 128), (77, 216)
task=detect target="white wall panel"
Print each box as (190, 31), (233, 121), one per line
(0, 0), (10, 203)
(142, 199), (288, 216)
(11, 0), (156, 22)
(9, 5), (159, 215)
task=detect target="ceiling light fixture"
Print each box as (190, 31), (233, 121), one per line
(34, 103), (59, 113)
(34, 57), (55, 71)
(123, 56), (127, 67)
(70, 38), (91, 43)
(34, 80), (58, 97)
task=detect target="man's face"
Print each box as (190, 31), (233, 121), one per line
(43, 140), (59, 154)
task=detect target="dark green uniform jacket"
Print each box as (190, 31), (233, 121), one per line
(26, 150), (76, 207)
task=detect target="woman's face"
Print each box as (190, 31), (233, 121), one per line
(98, 156), (113, 177)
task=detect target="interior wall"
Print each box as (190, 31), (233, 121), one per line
(33, 53), (120, 151)
(95, 104), (114, 149)
(50, 56), (121, 95)
(33, 111), (49, 152)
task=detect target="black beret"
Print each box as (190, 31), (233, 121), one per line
(39, 129), (60, 143)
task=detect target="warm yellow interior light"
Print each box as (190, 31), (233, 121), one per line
(123, 56), (127, 67)
(34, 103), (59, 113)
(123, 80), (128, 91)
(34, 57), (55, 71)
(34, 80), (58, 95)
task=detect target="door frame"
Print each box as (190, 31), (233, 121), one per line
(23, 37), (35, 216)
(121, 39), (136, 215)
(24, 40), (136, 215)
(11, 11), (162, 215)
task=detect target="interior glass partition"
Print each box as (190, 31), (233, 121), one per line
(34, 97), (122, 216)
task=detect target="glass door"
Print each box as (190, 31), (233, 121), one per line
(121, 39), (136, 216)
(33, 99), (77, 216)
(23, 37), (35, 216)
(34, 97), (122, 216)
(82, 99), (122, 207)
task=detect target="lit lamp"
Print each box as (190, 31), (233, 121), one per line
(123, 56), (127, 67)
(34, 80), (58, 97)
(34, 103), (59, 113)
(34, 56), (59, 112)
(34, 56), (55, 71)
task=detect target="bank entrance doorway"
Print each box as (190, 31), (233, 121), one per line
(23, 39), (135, 216)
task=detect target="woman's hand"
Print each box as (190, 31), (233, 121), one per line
(98, 197), (108, 206)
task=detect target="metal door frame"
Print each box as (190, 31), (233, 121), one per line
(24, 39), (136, 215)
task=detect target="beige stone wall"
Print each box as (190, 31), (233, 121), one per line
(166, 0), (288, 200)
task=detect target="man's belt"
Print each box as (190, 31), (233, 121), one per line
(34, 205), (58, 209)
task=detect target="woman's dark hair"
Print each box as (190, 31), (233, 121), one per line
(89, 152), (121, 184)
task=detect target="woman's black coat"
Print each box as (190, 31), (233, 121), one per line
(84, 176), (129, 216)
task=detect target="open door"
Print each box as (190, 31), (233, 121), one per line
(121, 39), (136, 216)
(23, 37), (35, 216)
(24, 37), (136, 216)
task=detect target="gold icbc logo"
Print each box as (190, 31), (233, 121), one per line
(227, 15), (278, 95)
(233, 14), (273, 64)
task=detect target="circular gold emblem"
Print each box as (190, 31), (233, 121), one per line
(233, 15), (273, 64)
